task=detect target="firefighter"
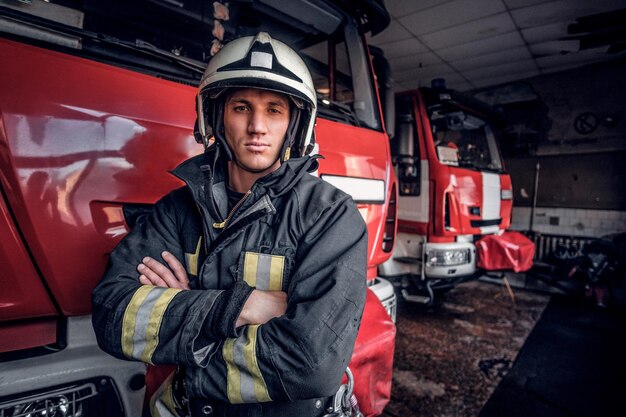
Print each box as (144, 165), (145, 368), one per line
(92, 32), (367, 417)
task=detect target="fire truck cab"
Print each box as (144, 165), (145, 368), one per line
(0, 1), (397, 416)
(379, 79), (514, 303)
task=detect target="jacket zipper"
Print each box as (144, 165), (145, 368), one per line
(194, 203), (210, 255)
(212, 190), (252, 229)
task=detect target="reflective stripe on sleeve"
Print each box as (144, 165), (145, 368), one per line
(223, 324), (272, 404)
(121, 285), (181, 363)
(122, 285), (153, 359)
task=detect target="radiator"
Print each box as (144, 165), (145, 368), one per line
(523, 231), (596, 262)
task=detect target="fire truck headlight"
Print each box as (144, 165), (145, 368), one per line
(426, 249), (470, 266)
(0, 379), (123, 417)
(3, 396), (76, 417)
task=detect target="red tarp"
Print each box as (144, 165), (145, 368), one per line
(476, 231), (535, 272)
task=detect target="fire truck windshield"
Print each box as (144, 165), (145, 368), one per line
(1, 0), (381, 131)
(429, 108), (503, 172)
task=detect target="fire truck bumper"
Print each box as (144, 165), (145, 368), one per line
(367, 276), (397, 322)
(0, 316), (146, 417)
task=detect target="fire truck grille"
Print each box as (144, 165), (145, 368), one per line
(470, 218), (502, 228)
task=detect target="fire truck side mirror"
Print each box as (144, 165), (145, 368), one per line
(395, 156), (421, 196)
(393, 112), (421, 196)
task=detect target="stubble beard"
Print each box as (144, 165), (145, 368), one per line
(233, 152), (282, 174)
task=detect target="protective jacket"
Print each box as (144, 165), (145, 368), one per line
(92, 144), (367, 417)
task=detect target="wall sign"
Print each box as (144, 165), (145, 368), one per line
(574, 112), (599, 135)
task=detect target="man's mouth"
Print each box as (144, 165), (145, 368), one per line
(245, 142), (269, 152)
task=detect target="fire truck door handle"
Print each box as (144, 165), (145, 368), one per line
(90, 201), (152, 240)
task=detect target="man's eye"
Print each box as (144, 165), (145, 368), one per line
(233, 105), (249, 111)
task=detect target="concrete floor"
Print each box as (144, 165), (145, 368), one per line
(382, 279), (550, 417)
(479, 290), (626, 417)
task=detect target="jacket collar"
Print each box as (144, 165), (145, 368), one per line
(170, 143), (319, 214)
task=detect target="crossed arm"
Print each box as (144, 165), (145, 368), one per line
(137, 252), (287, 328)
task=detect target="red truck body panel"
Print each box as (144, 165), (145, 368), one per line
(0, 38), (199, 317)
(0, 174), (58, 351)
(316, 120), (394, 277)
(414, 89), (513, 239)
(0, 189), (56, 321)
(395, 90), (513, 239)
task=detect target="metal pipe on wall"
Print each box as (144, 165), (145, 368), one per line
(529, 162), (540, 232)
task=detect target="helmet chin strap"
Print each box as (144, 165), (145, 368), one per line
(211, 99), (234, 161)
(279, 107), (301, 162)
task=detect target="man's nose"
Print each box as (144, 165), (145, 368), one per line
(248, 110), (268, 135)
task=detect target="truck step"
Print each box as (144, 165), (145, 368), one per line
(401, 289), (431, 304)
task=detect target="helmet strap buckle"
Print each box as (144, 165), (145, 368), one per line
(201, 134), (211, 149)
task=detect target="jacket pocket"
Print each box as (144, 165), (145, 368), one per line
(229, 240), (295, 291)
(238, 251), (287, 291)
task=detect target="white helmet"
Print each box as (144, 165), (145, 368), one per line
(196, 32), (317, 161)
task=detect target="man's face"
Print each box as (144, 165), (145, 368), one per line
(223, 88), (290, 174)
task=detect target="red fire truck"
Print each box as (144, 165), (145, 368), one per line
(378, 79), (515, 303)
(0, 1), (397, 416)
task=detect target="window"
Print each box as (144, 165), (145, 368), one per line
(430, 109), (503, 172)
(3, 0), (381, 129)
(300, 27), (380, 129)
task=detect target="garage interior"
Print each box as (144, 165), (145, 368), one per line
(1, 0), (625, 416)
(370, 1), (626, 416)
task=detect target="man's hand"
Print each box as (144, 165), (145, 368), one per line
(137, 251), (190, 290)
(236, 290), (287, 328)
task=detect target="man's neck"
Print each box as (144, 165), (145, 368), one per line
(227, 161), (281, 193)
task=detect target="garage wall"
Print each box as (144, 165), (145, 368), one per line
(505, 152), (626, 238)
(528, 59), (626, 156)
(505, 152), (626, 211)
(476, 58), (626, 157)
(476, 59), (626, 239)
(510, 206), (626, 238)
